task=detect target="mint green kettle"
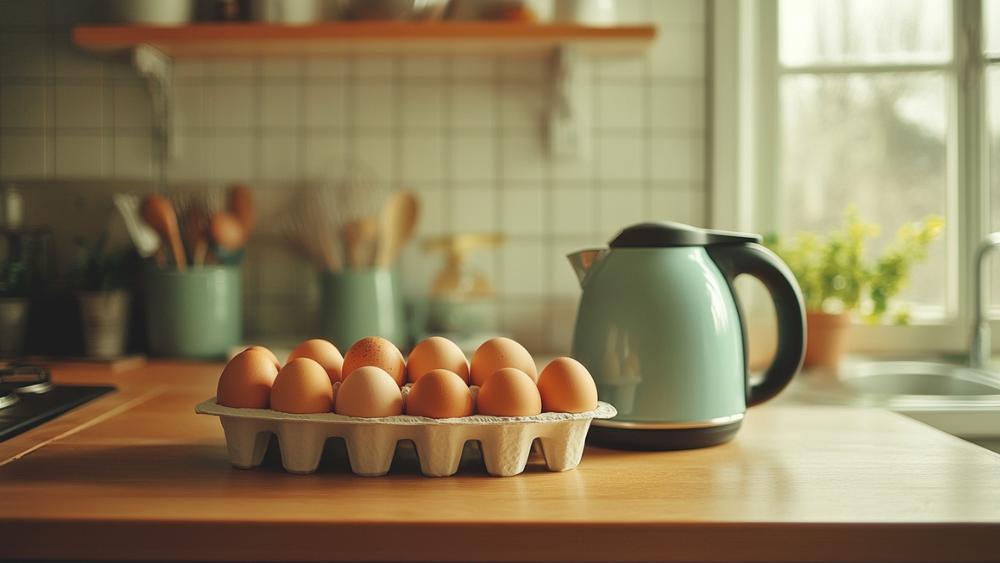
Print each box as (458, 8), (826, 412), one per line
(569, 222), (806, 450)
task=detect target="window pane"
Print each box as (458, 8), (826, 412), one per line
(779, 73), (950, 313)
(779, 0), (952, 67)
(987, 0), (1000, 56)
(988, 67), (1000, 312)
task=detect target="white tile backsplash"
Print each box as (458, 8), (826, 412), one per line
(206, 82), (254, 129)
(304, 82), (347, 130)
(551, 185), (596, 236)
(649, 82), (705, 131)
(450, 134), (495, 181)
(260, 82), (301, 129)
(501, 188), (546, 235)
(399, 81), (444, 129)
(113, 82), (153, 129)
(207, 134), (254, 181)
(500, 133), (546, 183)
(302, 132), (347, 177)
(55, 84), (103, 128)
(400, 133), (444, 182)
(596, 135), (645, 181)
(450, 187), (498, 232)
(451, 81), (496, 130)
(54, 132), (107, 176)
(259, 135), (300, 181)
(598, 186), (644, 235)
(112, 133), (153, 179)
(354, 79), (395, 129)
(650, 134), (705, 182)
(597, 82), (645, 130)
(648, 27), (705, 79)
(500, 243), (547, 296)
(0, 32), (49, 78)
(0, 0), (708, 352)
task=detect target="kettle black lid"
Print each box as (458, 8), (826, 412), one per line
(609, 221), (761, 248)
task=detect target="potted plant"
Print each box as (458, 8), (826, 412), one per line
(765, 210), (944, 370)
(70, 233), (134, 359)
(0, 259), (28, 357)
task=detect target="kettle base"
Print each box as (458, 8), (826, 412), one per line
(587, 421), (741, 451)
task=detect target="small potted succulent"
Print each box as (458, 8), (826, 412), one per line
(0, 259), (29, 357)
(765, 210), (944, 370)
(70, 232), (134, 359)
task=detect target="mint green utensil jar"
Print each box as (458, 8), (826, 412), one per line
(319, 269), (407, 349)
(145, 266), (242, 359)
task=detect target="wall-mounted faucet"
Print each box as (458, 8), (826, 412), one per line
(970, 232), (1000, 369)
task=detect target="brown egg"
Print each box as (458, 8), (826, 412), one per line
(342, 336), (406, 387)
(217, 348), (280, 408)
(406, 336), (469, 384)
(241, 345), (280, 369)
(270, 358), (334, 414)
(406, 369), (474, 418)
(537, 357), (598, 413)
(287, 338), (344, 383)
(335, 366), (404, 418)
(476, 367), (542, 417)
(470, 337), (537, 386)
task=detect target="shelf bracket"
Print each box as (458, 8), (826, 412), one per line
(132, 44), (176, 173)
(546, 45), (590, 161)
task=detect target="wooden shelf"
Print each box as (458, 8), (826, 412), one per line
(73, 22), (657, 57)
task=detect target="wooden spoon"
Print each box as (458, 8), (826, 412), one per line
(375, 190), (420, 268)
(342, 217), (378, 269)
(210, 211), (246, 251)
(141, 194), (187, 271)
(184, 206), (209, 267)
(227, 184), (255, 235)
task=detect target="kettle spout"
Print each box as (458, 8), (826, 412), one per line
(567, 249), (606, 287)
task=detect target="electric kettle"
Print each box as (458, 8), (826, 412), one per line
(568, 222), (806, 450)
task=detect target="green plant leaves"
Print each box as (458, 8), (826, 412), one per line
(765, 210), (944, 324)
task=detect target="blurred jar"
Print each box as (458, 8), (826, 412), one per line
(553, 0), (615, 24)
(78, 290), (131, 359)
(106, 0), (194, 25)
(145, 265), (242, 359)
(319, 269), (407, 350)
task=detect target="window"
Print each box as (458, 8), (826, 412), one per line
(987, 0), (1000, 311)
(714, 0), (997, 352)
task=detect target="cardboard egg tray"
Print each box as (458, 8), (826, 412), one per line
(195, 389), (616, 477)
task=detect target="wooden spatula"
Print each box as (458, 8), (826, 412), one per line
(375, 190), (419, 268)
(141, 194), (187, 271)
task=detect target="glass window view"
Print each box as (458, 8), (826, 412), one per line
(988, 1), (1000, 310)
(779, 0), (951, 66)
(776, 0), (953, 319)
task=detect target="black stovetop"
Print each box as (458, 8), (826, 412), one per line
(0, 365), (114, 442)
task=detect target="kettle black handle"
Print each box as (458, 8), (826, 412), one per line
(707, 243), (806, 406)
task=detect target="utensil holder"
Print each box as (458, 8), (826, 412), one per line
(78, 290), (130, 359)
(145, 266), (241, 359)
(319, 269), (406, 349)
(0, 298), (28, 357)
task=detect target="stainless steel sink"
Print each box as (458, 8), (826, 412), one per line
(785, 360), (1000, 452)
(790, 360), (1000, 411)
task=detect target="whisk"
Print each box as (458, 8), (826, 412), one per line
(282, 160), (388, 272)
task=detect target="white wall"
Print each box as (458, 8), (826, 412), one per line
(0, 0), (708, 352)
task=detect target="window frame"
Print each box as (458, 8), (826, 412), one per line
(710, 0), (992, 355)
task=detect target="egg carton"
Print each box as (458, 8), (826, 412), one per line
(195, 397), (616, 477)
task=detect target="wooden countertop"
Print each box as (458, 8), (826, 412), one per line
(1, 362), (999, 562)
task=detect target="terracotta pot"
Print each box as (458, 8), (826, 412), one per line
(804, 311), (851, 371)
